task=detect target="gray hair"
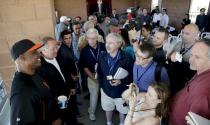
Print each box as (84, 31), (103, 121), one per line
(106, 33), (124, 46)
(86, 28), (99, 37)
(83, 21), (94, 32)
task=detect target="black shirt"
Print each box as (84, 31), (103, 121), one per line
(10, 72), (53, 125)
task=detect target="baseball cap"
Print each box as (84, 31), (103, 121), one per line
(60, 16), (71, 22)
(10, 39), (42, 61)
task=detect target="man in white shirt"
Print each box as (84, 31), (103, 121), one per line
(160, 9), (169, 28)
(152, 9), (162, 28)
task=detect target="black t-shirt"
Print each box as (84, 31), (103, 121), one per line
(10, 72), (53, 125)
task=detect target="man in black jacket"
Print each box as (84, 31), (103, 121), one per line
(37, 37), (81, 125)
(10, 39), (56, 125)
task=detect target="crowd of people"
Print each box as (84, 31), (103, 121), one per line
(9, 5), (210, 125)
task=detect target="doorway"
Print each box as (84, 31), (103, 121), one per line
(189, 0), (210, 23)
(86, 0), (112, 16)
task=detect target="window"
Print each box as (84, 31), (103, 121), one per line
(189, 0), (210, 23)
(151, 0), (162, 11)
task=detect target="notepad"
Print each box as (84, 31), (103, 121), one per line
(113, 67), (129, 80)
(187, 112), (210, 125)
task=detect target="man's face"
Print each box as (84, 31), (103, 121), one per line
(189, 42), (210, 72)
(87, 32), (98, 47)
(89, 16), (97, 26)
(141, 27), (150, 38)
(200, 10), (205, 15)
(110, 26), (121, 34)
(153, 32), (165, 47)
(112, 10), (116, 14)
(22, 50), (41, 70)
(73, 24), (81, 35)
(63, 34), (72, 48)
(143, 9), (147, 15)
(135, 49), (152, 67)
(182, 26), (197, 44)
(42, 40), (59, 59)
(106, 37), (120, 54)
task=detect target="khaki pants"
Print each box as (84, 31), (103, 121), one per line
(87, 78), (99, 114)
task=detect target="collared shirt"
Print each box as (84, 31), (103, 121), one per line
(133, 61), (169, 92)
(72, 32), (83, 60)
(98, 50), (134, 98)
(44, 58), (66, 82)
(170, 69), (210, 125)
(79, 42), (106, 73)
(160, 14), (169, 28)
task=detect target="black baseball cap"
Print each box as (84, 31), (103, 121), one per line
(10, 39), (42, 61)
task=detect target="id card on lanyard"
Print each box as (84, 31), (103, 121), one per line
(89, 44), (100, 78)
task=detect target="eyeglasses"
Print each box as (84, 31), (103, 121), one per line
(135, 52), (150, 60)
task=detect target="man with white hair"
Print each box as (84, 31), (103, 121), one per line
(170, 38), (210, 125)
(79, 28), (106, 121)
(98, 33), (133, 125)
(55, 16), (70, 41)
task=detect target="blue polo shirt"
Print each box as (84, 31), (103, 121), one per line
(79, 42), (106, 73)
(98, 50), (134, 98)
(133, 61), (170, 92)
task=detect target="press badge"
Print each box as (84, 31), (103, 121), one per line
(106, 75), (113, 80)
(94, 63), (98, 73)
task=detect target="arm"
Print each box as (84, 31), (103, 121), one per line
(84, 68), (96, 80)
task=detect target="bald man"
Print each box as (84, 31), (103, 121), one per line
(170, 39), (210, 125)
(170, 24), (199, 62)
(168, 24), (199, 94)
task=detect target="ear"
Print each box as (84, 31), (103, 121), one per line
(19, 54), (25, 61)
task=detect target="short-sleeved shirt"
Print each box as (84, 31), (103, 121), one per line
(98, 50), (134, 98)
(79, 42), (106, 73)
(133, 61), (170, 92)
(10, 72), (53, 125)
(170, 69), (210, 125)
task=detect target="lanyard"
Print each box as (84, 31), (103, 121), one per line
(180, 44), (194, 56)
(89, 43), (100, 62)
(136, 61), (154, 82)
(107, 51), (120, 75)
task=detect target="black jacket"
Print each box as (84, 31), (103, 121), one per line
(98, 50), (134, 98)
(10, 72), (53, 125)
(37, 54), (75, 98)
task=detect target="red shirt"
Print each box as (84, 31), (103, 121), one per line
(127, 13), (132, 21)
(170, 69), (210, 125)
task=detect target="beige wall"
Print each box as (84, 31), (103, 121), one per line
(112, 0), (134, 14)
(162, 0), (191, 29)
(54, 0), (87, 20)
(55, 0), (135, 20)
(0, 0), (55, 91)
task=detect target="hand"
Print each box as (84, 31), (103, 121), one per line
(111, 79), (121, 86)
(52, 118), (62, 125)
(71, 75), (79, 81)
(186, 115), (196, 125)
(70, 89), (76, 95)
(170, 52), (177, 62)
(128, 92), (137, 111)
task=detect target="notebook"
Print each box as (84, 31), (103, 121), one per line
(187, 112), (210, 125)
(113, 67), (129, 80)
